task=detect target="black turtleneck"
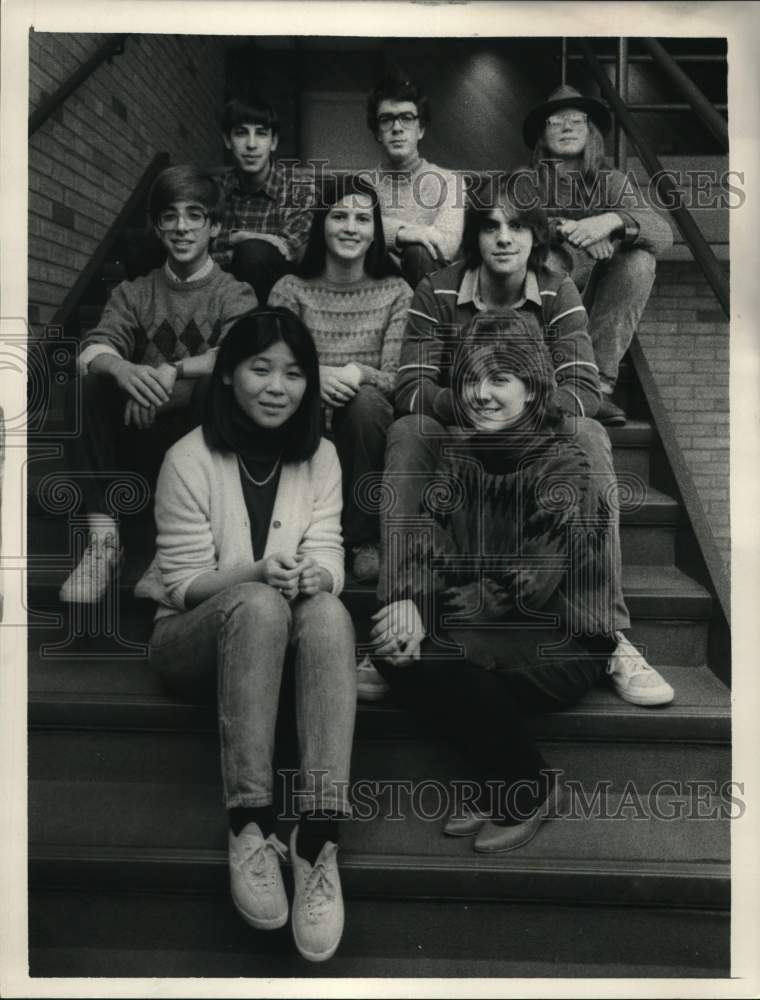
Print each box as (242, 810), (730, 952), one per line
(223, 405), (289, 561)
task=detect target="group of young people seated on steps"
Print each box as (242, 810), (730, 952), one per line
(57, 73), (675, 962)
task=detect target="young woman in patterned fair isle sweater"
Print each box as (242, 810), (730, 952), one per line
(370, 317), (630, 853)
(269, 173), (413, 584)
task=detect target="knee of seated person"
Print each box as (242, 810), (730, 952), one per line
(297, 590), (352, 630)
(573, 416), (614, 464)
(401, 243), (435, 267)
(224, 581), (292, 624)
(387, 412), (443, 446)
(344, 384), (390, 418)
(615, 246), (656, 278)
(232, 238), (279, 271)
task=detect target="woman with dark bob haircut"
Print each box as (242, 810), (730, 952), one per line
(137, 306), (356, 963)
(270, 175), (412, 594)
(372, 316), (619, 854)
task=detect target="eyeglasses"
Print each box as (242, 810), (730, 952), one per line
(546, 113), (589, 132)
(156, 208), (209, 231)
(377, 112), (419, 131)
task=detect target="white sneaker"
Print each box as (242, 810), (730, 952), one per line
(607, 632), (675, 707)
(290, 825), (344, 962)
(356, 654), (389, 702)
(59, 533), (123, 603)
(229, 823), (288, 930)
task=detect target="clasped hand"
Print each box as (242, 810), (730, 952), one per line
(118, 361), (177, 428)
(369, 599), (426, 666)
(320, 363), (362, 407)
(395, 224), (449, 263)
(262, 553), (323, 599)
(557, 213), (621, 252)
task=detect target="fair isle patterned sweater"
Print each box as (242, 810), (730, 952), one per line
(269, 273), (413, 398)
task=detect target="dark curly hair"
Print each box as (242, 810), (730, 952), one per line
(366, 74), (430, 134)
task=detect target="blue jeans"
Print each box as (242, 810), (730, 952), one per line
(556, 245), (657, 387)
(330, 385), (394, 547)
(149, 584), (357, 814)
(378, 413), (630, 630)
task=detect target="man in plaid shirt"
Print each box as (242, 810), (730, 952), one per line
(213, 98), (315, 303)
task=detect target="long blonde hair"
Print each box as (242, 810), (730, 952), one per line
(531, 121), (607, 179)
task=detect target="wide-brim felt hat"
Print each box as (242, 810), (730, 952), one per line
(523, 84), (612, 148)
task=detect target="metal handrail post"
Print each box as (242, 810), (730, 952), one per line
(640, 37), (728, 151)
(575, 38), (729, 317)
(615, 38), (629, 170)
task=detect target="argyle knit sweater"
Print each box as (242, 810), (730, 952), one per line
(385, 421), (618, 642)
(269, 273), (413, 397)
(78, 264), (258, 370)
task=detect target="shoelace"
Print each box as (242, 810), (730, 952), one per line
(303, 855), (337, 920)
(240, 835), (288, 890)
(607, 640), (651, 677)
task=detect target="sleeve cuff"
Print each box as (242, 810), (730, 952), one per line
(78, 343), (122, 376)
(617, 211), (640, 244)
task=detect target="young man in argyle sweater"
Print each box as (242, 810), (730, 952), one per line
(212, 97), (315, 303)
(60, 164), (258, 604)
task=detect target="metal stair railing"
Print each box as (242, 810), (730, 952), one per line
(574, 37), (729, 318)
(570, 38), (731, 633)
(638, 38), (728, 152)
(29, 33), (128, 136)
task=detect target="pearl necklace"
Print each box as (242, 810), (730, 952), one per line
(238, 454), (282, 488)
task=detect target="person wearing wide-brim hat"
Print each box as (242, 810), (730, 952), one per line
(524, 83), (674, 427)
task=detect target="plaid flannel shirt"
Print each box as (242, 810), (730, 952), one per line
(212, 161), (315, 266)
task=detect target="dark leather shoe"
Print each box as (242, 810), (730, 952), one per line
(595, 397), (627, 427)
(473, 780), (565, 854)
(443, 812), (489, 837)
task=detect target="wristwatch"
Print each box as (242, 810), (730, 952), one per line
(171, 360), (185, 380)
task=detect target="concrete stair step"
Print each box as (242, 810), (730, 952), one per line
(23, 480), (681, 567)
(29, 723), (733, 791)
(25, 580), (712, 670)
(29, 756), (731, 908)
(29, 890), (729, 978)
(28, 660), (730, 744)
(24, 414), (663, 510)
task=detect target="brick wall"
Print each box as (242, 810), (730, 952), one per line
(638, 260), (730, 568)
(28, 32), (226, 332)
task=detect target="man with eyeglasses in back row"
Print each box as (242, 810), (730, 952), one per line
(367, 75), (465, 289)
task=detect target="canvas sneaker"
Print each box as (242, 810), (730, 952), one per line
(356, 654), (390, 702)
(290, 825), (344, 962)
(607, 632), (675, 707)
(59, 533), (123, 604)
(229, 822), (289, 930)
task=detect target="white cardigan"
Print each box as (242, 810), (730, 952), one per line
(135, 427), (345, 618)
